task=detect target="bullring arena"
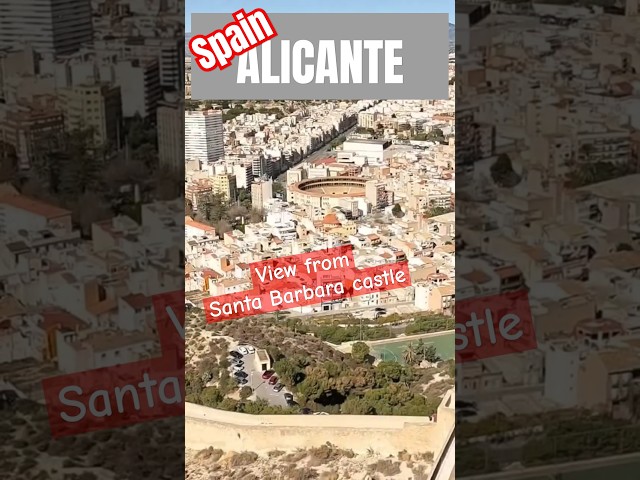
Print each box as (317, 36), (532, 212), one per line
(287, 177), (368, 212)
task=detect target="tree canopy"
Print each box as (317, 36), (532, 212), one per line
(490, 154), (522, 188)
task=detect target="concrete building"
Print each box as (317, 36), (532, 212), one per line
(186, 182), (212, 212)
(252, 154), (273, 179)
(0, 0), (93, 56)
(577, 131), (631, 165)
(365, 180), (387, 210)
(286, 168), (304, 185)
(113, 59), (162, 119)
(254, 349), (272, 372)
(61, 83), (123, 148)
(341, 139), (390, 166)
(0, 95), (64, 170)
(157, 95), (183, 171)
(212, 174), (237, 202)
(95, 37), (184, 90)
(185, 109), (224, 163)
(0, 193), (73, 236)
(358, 111), (381, 129)
(456, 107), (494, 167)
(233, 164), (253, 189)
(251, 180), (273, 210)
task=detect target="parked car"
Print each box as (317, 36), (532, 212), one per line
(231, 360), (244, 367)
(232, 365), (244, 372)
(245, 346), (256, 354)
(237, 378), (248, 386)
(284, 393), (294, 402)
(273, 383), (284, 392)
(268, 375), (278, 385)
(234, 371), (248, 379)
(261, 370), (275, 380)
(237, 346), (249, 355)
(229, 350), (242, 359)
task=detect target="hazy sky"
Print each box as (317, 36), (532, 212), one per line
(186, 0), (454, 31)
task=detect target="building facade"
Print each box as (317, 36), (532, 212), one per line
(185, 109), (224, 164)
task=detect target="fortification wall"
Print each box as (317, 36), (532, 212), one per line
(185, 390), (455, 456)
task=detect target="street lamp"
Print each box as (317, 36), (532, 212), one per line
(250, 370), (255, 387)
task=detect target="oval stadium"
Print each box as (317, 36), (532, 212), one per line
(287, 177), (368, 214)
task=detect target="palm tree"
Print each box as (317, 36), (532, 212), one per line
(403, 343), (417, 365)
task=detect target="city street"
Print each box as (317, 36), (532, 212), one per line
(304, 300), (416, 318)
(276, 124), (357, 181)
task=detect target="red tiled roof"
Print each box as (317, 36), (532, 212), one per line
(0, 194), (70, 219)
(41, 308), (89, 331)
(121, 293), (152, 310)
(323, 213), (340, 225)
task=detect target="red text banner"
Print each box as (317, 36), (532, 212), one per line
(203, 247), (411, 322)
(455, 289), (537, 363)
(42, 356), (183, 438)
(42, 290), (184, 438)
(249, 245), (355, 293)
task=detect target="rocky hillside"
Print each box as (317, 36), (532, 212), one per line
(186, 444), (433, 480)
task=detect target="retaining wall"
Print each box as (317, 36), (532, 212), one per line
(185, 390), (455, 456)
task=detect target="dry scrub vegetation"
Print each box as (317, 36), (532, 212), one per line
(0, 399), (183, 479)
(186, 443), (434, 480)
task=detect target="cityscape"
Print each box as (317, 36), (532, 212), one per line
(0, 0), (185, 478)
(183, 22), (456, 480)
(457, 0), (640, 478)
(5, 0), (640, 478)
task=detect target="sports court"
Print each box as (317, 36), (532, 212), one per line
(370, 332), (454, 364)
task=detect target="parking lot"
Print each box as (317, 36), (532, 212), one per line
(229, 347), (291, 408)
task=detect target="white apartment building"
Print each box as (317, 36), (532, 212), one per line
(233, 164), (253, 189)
(252, 154), (273, 178)
(358, 111), (381, 129)
(342, 139), (390, 166)
(185, 109), (224, 163)
(365, 180), (387, 210)
(251, 180), (273, 209)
